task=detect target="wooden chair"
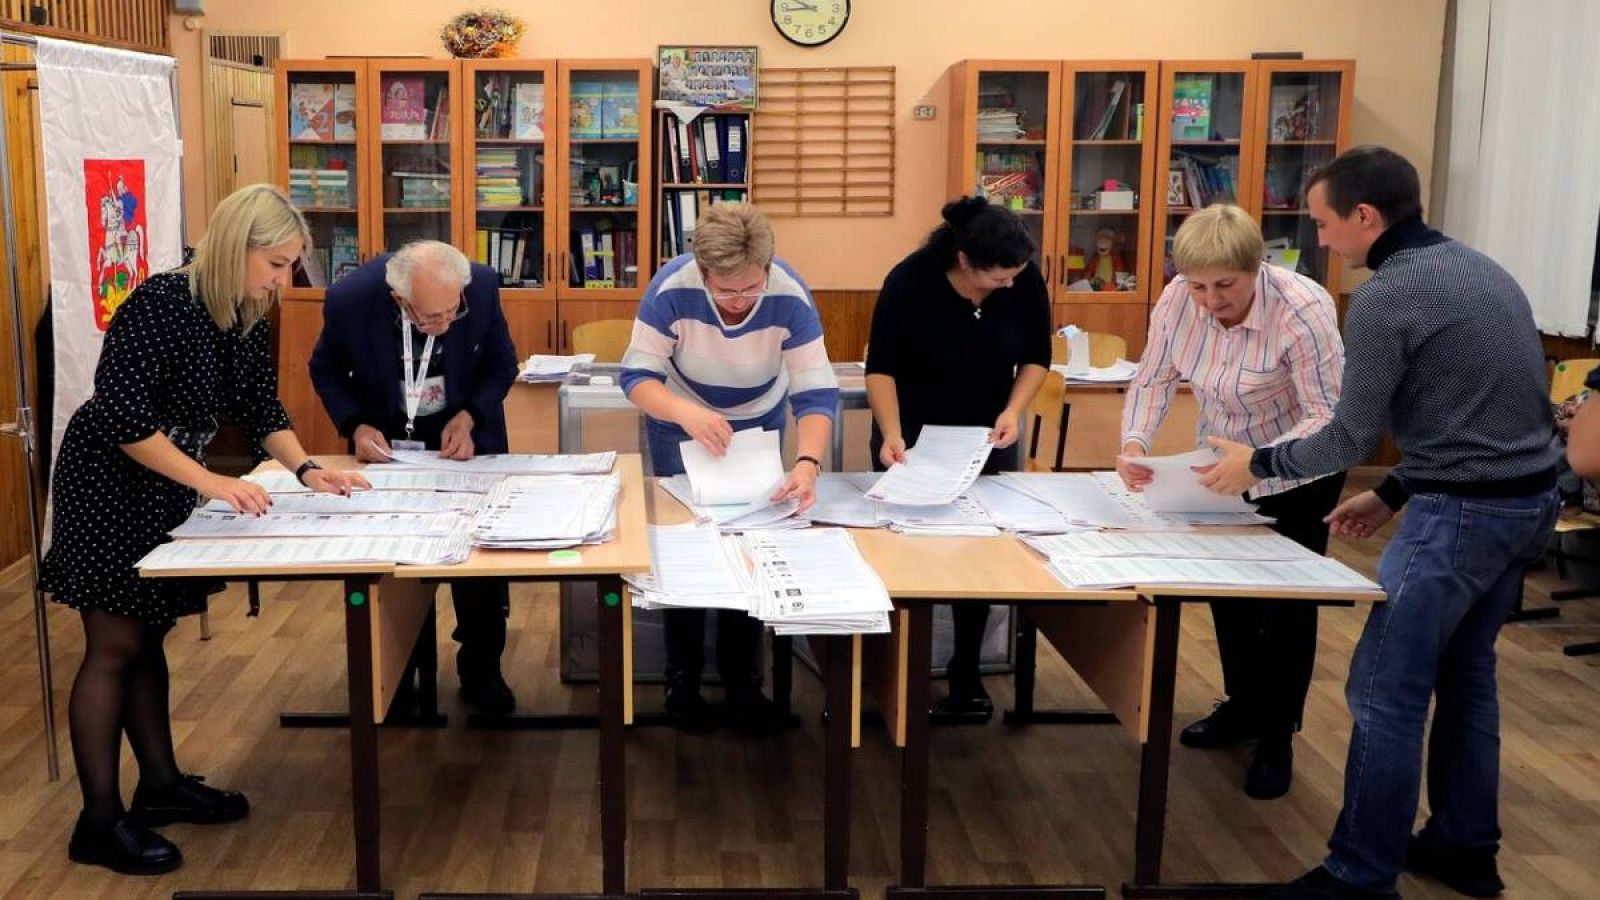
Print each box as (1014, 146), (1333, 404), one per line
(1026, 371), (1069, 471)
(571, 319), (635, 363)
(1050, 331), (1129, 369)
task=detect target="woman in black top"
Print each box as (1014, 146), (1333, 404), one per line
(40, 184), (366, 875)
(865, 197), (1052, 718)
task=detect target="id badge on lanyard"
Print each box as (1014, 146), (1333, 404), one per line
(398, 322), (435, 451)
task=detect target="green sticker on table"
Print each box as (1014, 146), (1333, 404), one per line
(550, 549), (582, 565)
(348, 591), (366, 607)
(604, 591), (620, 607)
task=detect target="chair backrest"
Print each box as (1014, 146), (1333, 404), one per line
(1551, 358), (1600, 403)
(1050, 331), (1129, 369)
(1025, 370), (1068, 471)
(571, 319), (635, 363)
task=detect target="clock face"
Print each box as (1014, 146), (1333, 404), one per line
(772, 0), (849, 47)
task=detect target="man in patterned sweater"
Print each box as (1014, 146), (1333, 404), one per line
(1202, 146), (1559, 900)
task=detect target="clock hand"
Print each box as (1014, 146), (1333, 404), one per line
(780, 0), (820, 11)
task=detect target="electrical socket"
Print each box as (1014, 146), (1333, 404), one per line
(912, 104), (936, 120)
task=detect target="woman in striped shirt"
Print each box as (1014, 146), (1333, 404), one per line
(1119, 203), (1345, 799)
(622, 203), (839, 734)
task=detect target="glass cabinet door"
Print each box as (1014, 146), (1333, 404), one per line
(970, 67), (1056, 273)
(1061, 68), (1153, 297)
(1155, 65), (1254, 287)
(465, 61), (552, 297)
(281, 62), (364, 291)
(559, 63), (648, 298)
(368, 61), (459, 255)
(1255, 65), (1348, 288)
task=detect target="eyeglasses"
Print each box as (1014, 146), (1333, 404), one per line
(396, 290), (468, 327)
(704, 275), (768, 304)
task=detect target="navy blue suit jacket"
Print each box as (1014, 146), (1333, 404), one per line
(309, 254), (518, 453)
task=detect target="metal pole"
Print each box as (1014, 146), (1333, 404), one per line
(0, 35), (60, 780)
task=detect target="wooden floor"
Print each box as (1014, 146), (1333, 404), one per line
(1, 470), (1598, 899)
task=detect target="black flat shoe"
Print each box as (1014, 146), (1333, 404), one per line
(460, 671), (517, 716)
(1180, 699), (1259, 749)
(1265, 866), (1399, 900)
(932, 676), (995, 722)
(1246, 737), (1294, 800)
(130, 773), (249, 826)
(68, 814), (182, 875)
(1406, 830), (1505, 897)
(664, 684), (719, 734)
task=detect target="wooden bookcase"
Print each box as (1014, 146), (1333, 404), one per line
(655, 107), (753, 265)
(947, 58), (1352, 357)
(272, 56), (654, 453)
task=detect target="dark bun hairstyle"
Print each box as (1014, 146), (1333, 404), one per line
(923, 196), (1036, 271)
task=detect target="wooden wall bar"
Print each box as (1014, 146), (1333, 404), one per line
(1, 0), (167, 54)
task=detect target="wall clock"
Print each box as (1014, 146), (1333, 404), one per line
(771, 0), (849, 47)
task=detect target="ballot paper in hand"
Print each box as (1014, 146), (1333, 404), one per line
(679, 428), (786, 506)
(864, 425), (993, 506)
(1126, 448), (1258, 514)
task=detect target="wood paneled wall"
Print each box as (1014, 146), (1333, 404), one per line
(0, 41), (48, 573)
(813, 288), (874, 362)
(202, 57), (274, 214)
(0, 0), (167, 54)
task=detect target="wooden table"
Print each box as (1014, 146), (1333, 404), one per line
(154, 455), (653, 900)
(863, 536), (1385, 900)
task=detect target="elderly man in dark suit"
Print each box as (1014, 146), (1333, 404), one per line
(310, 239), (520, 714)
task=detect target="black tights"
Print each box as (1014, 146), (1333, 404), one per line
(69, 610), (181, 825)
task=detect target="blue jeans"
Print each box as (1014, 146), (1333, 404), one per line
(1325, 489), (1558, 891)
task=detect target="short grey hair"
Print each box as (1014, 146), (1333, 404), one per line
(385, 240), (472, 298)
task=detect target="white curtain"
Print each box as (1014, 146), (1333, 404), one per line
(1440, 0), (1600, 338)
(35, 38), (182, 543)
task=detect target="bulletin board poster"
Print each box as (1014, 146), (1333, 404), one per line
(658, 46), (758, 111)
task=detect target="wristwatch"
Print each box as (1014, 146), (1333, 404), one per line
(294, 459), (324, 485)
(796, 455), (822, 470)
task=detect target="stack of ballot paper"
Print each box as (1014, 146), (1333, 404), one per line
(471, 474), (620, 549)
(999, 471), (1270, 530)
(519, 353), (595, 383)
(864, 425), (993, 506)
(1091, 471), (1273, 527)
(170, 510), (462, 540)
(744, 529), (892, 635)
(1118, 448), (1257, 514)
(1043, 554), (1380, 592)
(966, 476), (1079, 534)
(381, 449), (616, 475)
(1050, 358), (1140, 383)
(246, 468), (505, 495)
(668, 429), (805, 531)
(849, 471), (997, 535)
(661, 475), (806, 531)
(806, 473), (885, 528)
(203, 490), (483, 515)
(625, 522), (757, 611)
(137, 524), (474, 570)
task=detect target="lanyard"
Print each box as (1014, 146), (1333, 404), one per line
(400, 321), (436, 440)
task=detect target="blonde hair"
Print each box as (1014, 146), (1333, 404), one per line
(692, 202), (774, 277)
(187, 183), (310, 333)
(1170, 203), (1263, 276)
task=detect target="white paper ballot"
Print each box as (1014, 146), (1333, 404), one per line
(381, 449), (616, 475)
(679, 428), (787, 506)
(807, 473), (885, 528)
(246, 468), (504, 494)
(1026, 532), (1316, 562)
(1127, 449), (1258, 514)
(169, 510), (461, 540)
(865, 425), (993, 506)
(203, 490), (481, 515)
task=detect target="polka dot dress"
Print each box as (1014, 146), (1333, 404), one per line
(38, 271), (293, 627)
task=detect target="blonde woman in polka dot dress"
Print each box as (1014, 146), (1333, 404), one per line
(39, 184), (368, 875)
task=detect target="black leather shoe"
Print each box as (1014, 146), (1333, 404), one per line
(1180, 699), (1258, 749)
(459, 671), (516, 716)
(130, 773), (249, 826)
(1245, 737), (1293, 800)
(664, 684), (719, 734)
(1265, 866), (1399, 900)
(1406, 830), (1505, 897)
(932, 672), (994, 722)
(68, 814), (183, 875)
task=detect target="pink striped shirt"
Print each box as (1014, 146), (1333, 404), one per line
(1121, 264), (1344, 498)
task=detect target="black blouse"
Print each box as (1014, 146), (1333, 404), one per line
(865, 246), (1052, 456)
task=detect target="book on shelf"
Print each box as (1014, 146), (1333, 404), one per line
(1268, 84), (1322, 141)
(427, 87), (450, 140)
(569, 81), (605, 139)
(1170, 75), (1213, 141)
(330, 225), (360, 282)
(289, 83), (335, 141)
(391, 171), (451, 208)
(724, 117), (746, 183)
(701, 117), (723, 182)
(333, 83), (357, 140)
(568, 221), (638, 289)
(1171, 152), (1238, 208)
(287, 167), (352, 208)
(476, 226), (542, 287)
(380, 75), (429, 140)
(511, 82), (545, 140)
(601, 82), (641, 139)
(475, 147), (531, 206)
(1079, 79), (1128, 140)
